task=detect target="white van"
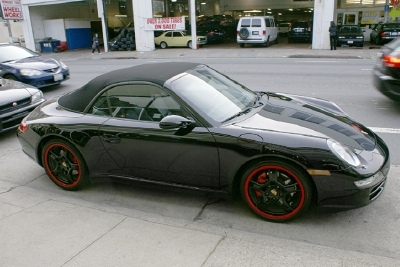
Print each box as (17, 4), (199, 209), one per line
(237, 16), (279, 47)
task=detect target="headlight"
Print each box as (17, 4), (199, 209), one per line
(31, 90), (44, 103)
(20, 69), (42, 76)
(60, 61), (68, 69)
(327, 139), (361, 167)
(338, 36), (345, 39)
(356, 36), (364, 39)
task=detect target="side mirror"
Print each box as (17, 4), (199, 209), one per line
(159, 115), (195, 129)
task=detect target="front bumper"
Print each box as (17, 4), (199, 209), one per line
(337, 38), (364, 46)
(20, 69), (70, 89)
(312, 146), (390, 212)
(0, 99), (46, 133)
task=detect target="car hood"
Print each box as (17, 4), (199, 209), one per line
(0, 78), (38, 105)
(3, 56), (59, 70)
(235, 92), (376, 151)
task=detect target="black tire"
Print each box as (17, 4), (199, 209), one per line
(42, 139), (90, 191)
(3, 74), (18, 81)
(275, 36), (279, 44)
(160, 42), (167, 49)
(240, 160), (312, 222)
(187, 40), (192, 48)
(239, 28), (249, 39)
(375, 36), (381, 45)
(288, 38), (293, 43)
(240, 43), (245, 48)
(265, 37), (270, 47)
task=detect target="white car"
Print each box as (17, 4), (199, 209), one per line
(155, 31), (207, 49)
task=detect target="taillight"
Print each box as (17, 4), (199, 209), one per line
(263, 30), (266, 34)
(308, 27), (311, 32)
(18, 116), (29, 133)
(380, 32), (386, 37)
(383, 55), (400, 68)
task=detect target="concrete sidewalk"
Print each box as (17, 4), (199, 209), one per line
(48, 41), (381, 62)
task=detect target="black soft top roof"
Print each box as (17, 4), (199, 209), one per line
(58, 62), (201, 112)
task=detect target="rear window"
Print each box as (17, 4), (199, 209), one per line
(383, 24), (400, 30)
(252, 19), (262, 27)
(292, 22), (308, 28)
(240, 19), (251, 27)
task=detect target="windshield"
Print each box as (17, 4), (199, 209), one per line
(171, 66), (257, 123)
(0, 45), (39, 63)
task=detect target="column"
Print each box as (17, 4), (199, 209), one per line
(312, 0), (336, 50)
(132, 0), (155, 52)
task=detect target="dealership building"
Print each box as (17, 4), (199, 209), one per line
(0, 0), (394, 52)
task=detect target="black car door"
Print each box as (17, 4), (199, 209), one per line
(92, 83), (220, 188)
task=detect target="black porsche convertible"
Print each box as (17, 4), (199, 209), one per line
(17, 62), (390, 222)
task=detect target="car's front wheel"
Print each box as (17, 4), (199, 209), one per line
(42, 139), (90, 191)
(187, 40), (192, 48)
(240, 160), (312, 222)
(160, 42), (168, 49)
(3, 74), (18, 81)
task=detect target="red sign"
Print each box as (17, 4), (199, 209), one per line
(145, 17), (185, 31)
(0, 0), (23, 20)
(390, 0), (400, 6)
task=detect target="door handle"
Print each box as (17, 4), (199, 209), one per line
(102, 134), (121, 143)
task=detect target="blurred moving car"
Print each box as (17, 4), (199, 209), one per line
(0, 44), (69, 88)
(17, 62), (390, 222)
(155, 31), (207, 49)
(373, 38), (400, 101)
(370, 22), (400, 45)
(0, 77), (45, 133)
(196, 25), (224, 43)
(337, 25), (364, 47)
(288, 21), (312, 43)
(278, 22), (290, 36)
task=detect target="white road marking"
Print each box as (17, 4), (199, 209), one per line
(369, 127), (400, 134)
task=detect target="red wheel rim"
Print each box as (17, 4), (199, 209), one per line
(44, 143), (81, 188)
(244, 165), (305, 220)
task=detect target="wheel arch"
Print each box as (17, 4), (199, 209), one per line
(36, 134), (81, 167)
(231, 155), (318, 204)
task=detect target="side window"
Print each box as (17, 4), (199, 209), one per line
(252, 19), (262, 27)
(265, 19), (271, 27)
(270, 19), (275, 27)
(174, 32), (183, 37)
(89, 84), (183, 122)
(241, 19), (251, 27)
(165, 32), (172, 37)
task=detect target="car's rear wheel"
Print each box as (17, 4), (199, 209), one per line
(240, 160), (312, 222)
(239, 28), (249, 39)
(3, 74), (18, 81)
(42, 139), (90, 191)
(239, 43), (245, 48)
(160, 42), (167, 49)
(275, 36), (279, 44)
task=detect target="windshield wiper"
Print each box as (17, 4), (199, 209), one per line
(222, 107), (253, 123)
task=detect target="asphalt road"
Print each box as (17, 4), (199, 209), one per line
(1, 56), (400, 266)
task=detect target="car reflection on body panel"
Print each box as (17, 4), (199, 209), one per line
(17, 62), (390, 223)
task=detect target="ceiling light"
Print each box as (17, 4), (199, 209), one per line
(201, 1), (206, 4)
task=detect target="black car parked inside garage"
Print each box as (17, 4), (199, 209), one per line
(370, 22), (400, 45)
(288, 21), (312, 43)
